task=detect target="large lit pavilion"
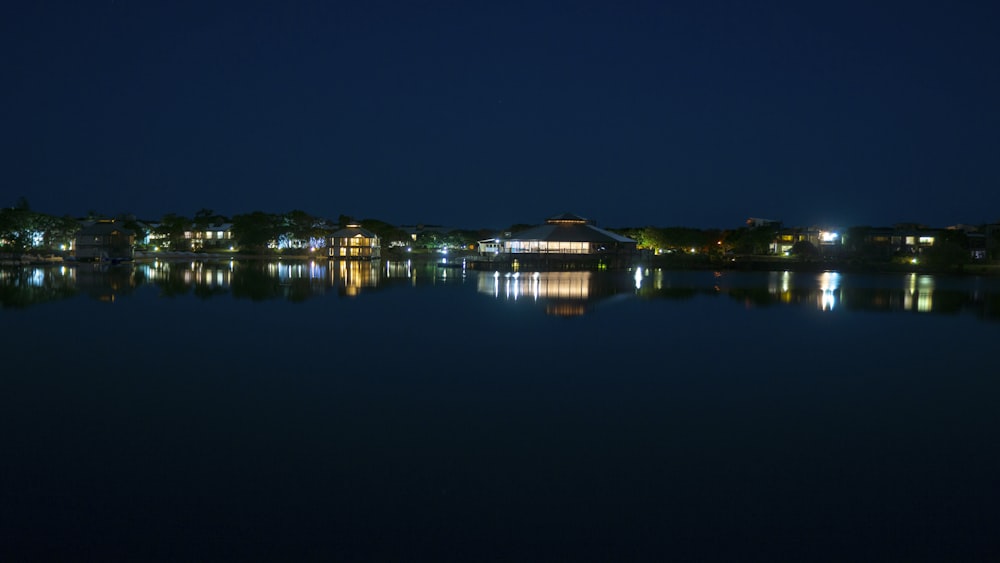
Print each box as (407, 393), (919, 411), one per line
(503, 213), (637, 255)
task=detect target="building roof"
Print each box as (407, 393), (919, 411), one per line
(509, 214), (635, 244)
(330, 224), (379, 239)
(546, 212), (593, 224)
(76, 221), (134, 237)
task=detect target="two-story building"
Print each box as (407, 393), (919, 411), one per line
(329, 224), (380, 260)
(74, 220), (135, 262)
(184, 223), (235, 250)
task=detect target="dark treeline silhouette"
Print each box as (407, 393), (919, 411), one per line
(3, 200), (1000, 268)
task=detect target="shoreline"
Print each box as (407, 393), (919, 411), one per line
(4, 251), (1000, 277)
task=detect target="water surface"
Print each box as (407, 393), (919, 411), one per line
(2, 261), (998, 561)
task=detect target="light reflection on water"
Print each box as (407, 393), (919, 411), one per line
(2, 261), (1000, 321)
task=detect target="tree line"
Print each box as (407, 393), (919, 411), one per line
(3, 197), (998, 266)
(0, 201), (496, 255)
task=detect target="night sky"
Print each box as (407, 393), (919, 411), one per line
(4, 1), (999, 230)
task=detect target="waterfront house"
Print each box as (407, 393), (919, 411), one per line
(770, 226), (845, 255)
(329, 224), (380, 260)
(184, 223), (235, 250)
(849, 224), (938, 259)
(74, 220), (135, 262)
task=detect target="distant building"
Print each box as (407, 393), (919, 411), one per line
(478, 237), (503, 255)
(746, 217), (781, 228)
(74, 220), (135, 262)
(398, 224), (453, 243)
(771, 226), (844, 255)
(329, 224), (380, 260)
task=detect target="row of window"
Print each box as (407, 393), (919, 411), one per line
(870, 236), (935, 245)
(333, 237), (377, 247)
(185, 231), (233, 240)
(506, 241), (592, 254)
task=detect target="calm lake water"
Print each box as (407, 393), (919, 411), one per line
(2, 259), (999, 562)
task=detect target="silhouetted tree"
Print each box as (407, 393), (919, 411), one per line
(232, 211), (280, 252)
(156, 213), (190, 250)
(360, 218), (409, 244)
(791, 240), (819, 259)
(0, 206), (36, 253)
(194, 208), (219, 229)
(728, 226), (777, 255)
(924, 230), (970, 270)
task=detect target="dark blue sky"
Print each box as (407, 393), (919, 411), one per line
(4, 1), (999, 230)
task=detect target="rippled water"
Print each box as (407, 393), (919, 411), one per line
(2, 261), (999, 561)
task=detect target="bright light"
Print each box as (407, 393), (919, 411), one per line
(911, 258), (919, 265)
(820, 231), (839, 242)
(690, 248), (696, 253)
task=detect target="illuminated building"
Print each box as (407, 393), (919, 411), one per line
(329, 224), (381, 260)
(501, 213), (637, 258)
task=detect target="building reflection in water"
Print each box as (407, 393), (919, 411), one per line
(0, 265), (79, 308)
(138, 259), (408, 298)
(905, 273), (934, 312)
(74, 263), (136, 303)
(758, 269), (935, 313)
(3, 262), (997, 320)
(818, 271), (841, 311)
(477, 270), (628, 316)
(328, 259), (382, 296)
